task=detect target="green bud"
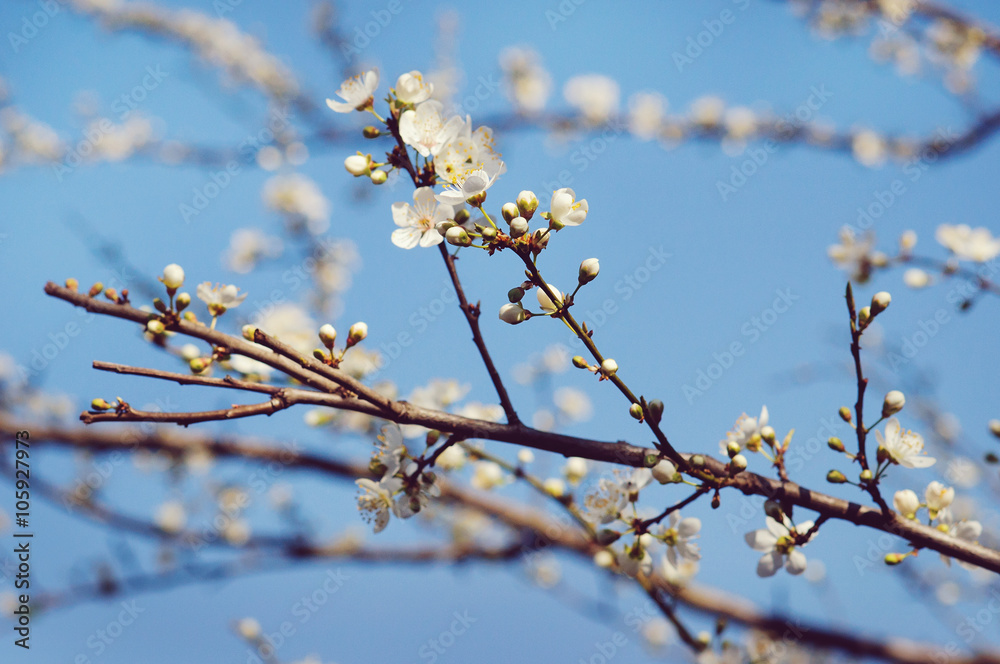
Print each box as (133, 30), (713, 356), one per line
(508, 287), (525, 303)
(313, 348), (328, 361)
(572, 356), (589, 369)
(175, 292), (190, 311)
(454, 209), (471, 224)
(643, 453), (660, 467)
(153, 298), (167, 313)
(362, 126), (381, 138)
(827, 437), (845, 453)
(91, 398), (112, 411)
(630, 404), (644, 421)
(826, 470), (847, 484)
(242, 325), (257, 341)
(763, 500), (783, 521)
(838, 406), (852, 422)
(859, 469), (873, 482)
(726, 441), (741, 459)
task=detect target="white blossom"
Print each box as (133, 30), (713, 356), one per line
(548, 188), (588, 228)
(391, 187), (454, 249)
(935, 224), (1000, 262)
(876, 418), (935, 468)
(326, 70), (379, 113)
(745, 515), (814, 577)
(398, 100), (463, 158)
(395, 70), (433, 104)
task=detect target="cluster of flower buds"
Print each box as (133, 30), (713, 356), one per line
(857, 290), (891, 329)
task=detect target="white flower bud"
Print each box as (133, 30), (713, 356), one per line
(509, 216), (529, 238)
(162, 264), (185, 290)
(498, 302), (528, 325)
(871, 291), (891, 315)
(882, 390), (905, 418)
(729, 454), (748, 472)
(369, 170), (388, 184)
(237, 618), (261, 640)
(146, 319), (165, 335)
(517, 449), (535, 464)
(599, 358), (618, 377)
(445, 226), (472, 247)
(903, 268), (930, 289)
(593, 550), (615, 568)
(900, 230), (917, 252)
(318, 324), (337, 348)
(893, 489), (920, 519)
(347, 322), (368, 345)
(578, 258), (600, 285)
(516, 190), (539, 219)
(651, 459), (676, 484)
(501, 202), (519, 223)
(564, 457), (587, 484)
(344, 154), (370, 176)
(991, 419), (1000, 439)
(543, 477), (566, 497)
(924, 481), (954, 513)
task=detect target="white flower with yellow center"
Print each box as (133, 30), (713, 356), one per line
(876, 418), (935, 468)
(745, 515), (814, 577)
(398, 100), (463, 158)
(548, 188), (588, 228)
(658, 511), (702, 567)
(196, 282), (247, 317)
(720, 406), (769, 454)
(395, 70), (433, 105)
(355, 476), (403, 533)
(435, 117), (505, 185)
(391, 187), (454, 249)
(434, 164), (503, 206)
(326, 69), (379, 113)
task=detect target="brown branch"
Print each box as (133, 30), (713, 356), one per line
(6, 418), (1000, 664)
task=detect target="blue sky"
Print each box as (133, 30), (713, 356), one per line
(1, 1), (999, 662)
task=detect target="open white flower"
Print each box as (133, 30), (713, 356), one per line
(617, 544), (652, 578)
(395, 70), (433, 104)
(583, 477), (628, 524)
(398, 100), (463, 158)
(391, 187), (454, 249)
(935, 224), (1000, 262)
(434, 164), (503, 206)
(658, 511), (702, 567)
(876, 418), (935, 468)
(548, 188), (588, 228)
(720, 406), (769, 454)
(828, 226), (877, 282)
(937, 508), (983, 570)
(436, 117), (505, 185)
(326, 69), (379, 113)
(356, 475), (403, 533)
(660, 553), (698, 586)
(745, 515), (814, 577)
(197, 282), (247, 316)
